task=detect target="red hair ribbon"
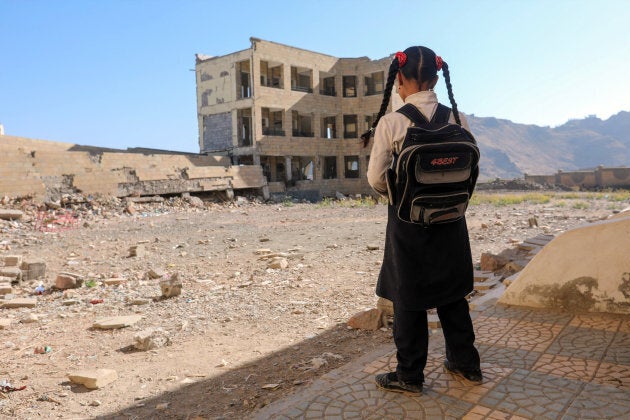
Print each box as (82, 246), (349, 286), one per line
(395, 51), (407, 67)
(435, 55), (443, 71)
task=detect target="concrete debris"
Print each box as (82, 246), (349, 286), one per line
(133, 327), (171, 351)
(0, 209), (23, 220)
(2, 298), (37, 308)
(67, 369), (118, 389)
(0, 282), (12, 295)
(3, 255), (22, 266)
(0, 318), (12, 329)
(0, 267), (22, 283)
(128, 244), (146, 258)
(160, 273), (182, 298)
(93, 315), (143, 329)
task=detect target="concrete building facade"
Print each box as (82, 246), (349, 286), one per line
(195, 38), (398, 198)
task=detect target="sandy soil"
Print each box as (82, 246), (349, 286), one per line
(0, 191), (625, 419)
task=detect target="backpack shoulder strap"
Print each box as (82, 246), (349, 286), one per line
(396, 104), (429, 125)
(431, 104), (452, 124)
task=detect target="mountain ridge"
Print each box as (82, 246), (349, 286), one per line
(467, 111), (630, 180)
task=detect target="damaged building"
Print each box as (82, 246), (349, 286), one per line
(195, 37), (399, 199)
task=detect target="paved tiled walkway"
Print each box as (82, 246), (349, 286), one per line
(253, 305), (630, 419)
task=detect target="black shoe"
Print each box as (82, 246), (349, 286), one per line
(443, 360), (483, 383)
(375, 372), (423, 395)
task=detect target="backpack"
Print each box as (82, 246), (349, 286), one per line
(385, 103), (480, 226)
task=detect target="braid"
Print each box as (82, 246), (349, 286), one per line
(360, 58), (399, 147)
(441, 61), (461, 126)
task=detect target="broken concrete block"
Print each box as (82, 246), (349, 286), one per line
(0, 267), (22, 283)
(68, 369), (118, 389)
(0, 209), (23, 220)
(133, 327), (170, 351)
(55, 274), (79, 290)
(347, 308), (383, 330)
(3, 255), (22, 267)
(21, 313), (39, 323)
(160, 273), (182, 298)
(2, 298), (37, 308)
(93, 315), (142, 329)
(267, 257), (288, 269)
(0, 283), (12, 295)
(20, 260), (46, 281)
(128, 244), (146, 258)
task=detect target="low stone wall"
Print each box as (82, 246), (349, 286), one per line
(0, 135), (267, 200)
(525, 166), (630, 189)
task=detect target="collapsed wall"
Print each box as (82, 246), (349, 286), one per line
(498, 211), (630, 314)
(0, 135), (268, 201)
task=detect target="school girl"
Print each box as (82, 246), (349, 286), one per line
(363, 45), (482, 394)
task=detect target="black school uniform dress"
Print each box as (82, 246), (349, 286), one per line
(367, 91), (480, 385)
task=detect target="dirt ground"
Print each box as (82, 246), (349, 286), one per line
(0, 190), (626, 419)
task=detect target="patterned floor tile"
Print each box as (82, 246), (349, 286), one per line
(426, 360), (511, 404)
(479, 369), (582, 419)
(592, 360), (630, 390)
(492, 320), (561, 352)
(569, 313), (622, 331)
(474, 316), (520, 345)
(462, 405), (531, 420)
(602, 331), (630, 366)
(519, 308), (574, 326)
(565, 382), (630, 419)
(546, 325), (615, 360)
(289, 380), (473, 419)
(477, 344), (541, 370)
(532, 353), (599, 382)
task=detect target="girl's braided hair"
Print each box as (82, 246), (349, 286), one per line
(360, 46), (461, 147)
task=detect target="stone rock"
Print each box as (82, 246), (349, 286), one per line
(335, 191), (346, 200)
(67, 369), (118, 389)
(93, 315), (142, 329)
(147, 269), (165, 279)
(133, 328), (171, 351)
(528, 216), (539, 228)
(376, 297), (394, 317)
(267, 257), (288, 269)
(21, 313), (39, 323)
(20, 259), (46, 281)
(55, 274), (79, 289)
(3, 255), (22, 267)
(0, 209), (23, 220)
(0, 318), (12, 329)
(129, 244), (146, 258)
(103, 278), (126, 286)
(62, 299), (81, 306)
(480, 252), (509, 271)
(2, 298), (37, 308)
(366, 244), (380, 251)
(347, 308), (383, 330)
(186, 196), (205, 208)
(160, 273), (182, 298)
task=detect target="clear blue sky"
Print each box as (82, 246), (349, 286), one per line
(1, 0), (628, 153)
